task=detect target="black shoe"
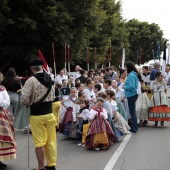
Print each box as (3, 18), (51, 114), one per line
(0, 162), (8, 168)
(44, 166), (56, 170)
(32, 169), (44, 170)
(143, 120), (148, 125)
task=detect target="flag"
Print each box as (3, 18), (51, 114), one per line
(168, 45), (170, 64)
(162, 43), (166, 76)
(38, 50), (50, 74)
(122, 48), (125, 69)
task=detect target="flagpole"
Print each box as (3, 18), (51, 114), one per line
(52, 43), (57, 79)
(108, 45), (111, 67)
(102, 51), (106, 69)
(86, 47), (89, 71)
(68, 45), (70, 76)
(94, 47), (97, 69)
(122, 47), (125, 69)
(65, 43), (67, 71)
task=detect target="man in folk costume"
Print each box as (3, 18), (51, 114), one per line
(20, 58), (56, 170)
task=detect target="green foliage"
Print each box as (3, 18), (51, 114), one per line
(0, 0), (168, 72)
(125, 19), (167, 64)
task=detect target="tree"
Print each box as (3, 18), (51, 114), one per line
(125, 19), (167, 64)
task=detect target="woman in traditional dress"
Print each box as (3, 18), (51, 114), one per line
(149, 72), (170, 127)
(59, 87), (77, 137)
(0, 85), (16, 167)
(85, 98), (115, 150)
(136, 80), (149, 126)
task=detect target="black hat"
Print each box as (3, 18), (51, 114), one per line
(29, 58), (44, 66)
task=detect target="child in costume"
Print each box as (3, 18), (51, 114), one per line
(85, 98), (115, 150)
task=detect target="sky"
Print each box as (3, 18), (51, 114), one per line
(120, 0), (170, 41)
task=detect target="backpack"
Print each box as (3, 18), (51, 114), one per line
(137, 81), (141, 95)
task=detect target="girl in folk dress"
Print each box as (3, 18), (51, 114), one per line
(97, 92), (118, 141)
(105, 90), (130, 136)
(85, 98), (115, 150)
(0, 85), (16, 168)
(149, 72), (170, 127)
(76, 99), (90, 146)
(112, 80), (128, 121)
(59, 87), (77, 137)
(71, 92), (86, 140)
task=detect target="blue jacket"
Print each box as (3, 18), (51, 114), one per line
(124, 71), (138, 97)
(150, 68), (158, 80)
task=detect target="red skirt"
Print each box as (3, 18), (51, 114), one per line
(148, 105), (170, 121)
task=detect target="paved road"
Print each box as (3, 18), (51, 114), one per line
(4, 122), (170, 170)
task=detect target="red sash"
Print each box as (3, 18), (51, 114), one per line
(92, 108), (103, 117)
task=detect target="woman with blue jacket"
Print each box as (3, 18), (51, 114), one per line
(124, 61), (141, 133)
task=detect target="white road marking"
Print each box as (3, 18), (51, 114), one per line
(103, 133), (132, 170)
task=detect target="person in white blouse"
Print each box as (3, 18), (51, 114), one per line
(83, 79), (96, 109)
(55, 69), (68, 84)
(73, 65), (81, 82)
(164, 65), (170, 85)
(0, 85), (16, 168)
(102, 79), (114, 92)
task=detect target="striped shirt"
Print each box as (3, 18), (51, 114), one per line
(20, 76), (55, 106)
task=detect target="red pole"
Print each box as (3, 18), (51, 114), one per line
(52, 43), (57, 78)
(140, 49), (142, 65)
(68, 46), (70, 63)
(109, 45), (111, 62)
(94, 47), (96, 62)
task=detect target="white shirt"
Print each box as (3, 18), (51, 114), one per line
(79, 109), (90, 121)
(113, 88), (125, 100)
(84, 88), (96, 109)
(84, 88), (96, 100)
(72, 104), (80, 121)
(73, 71), (81, 82)
(0, 86), (10, 109)
(55, 75), (68, 84)
(88, 108), (108, 120)
(59, 97), (76, 122)
(101, 86), (114, 92)
(109, 100), (118, 111)
(142, 73), (150, 84)
(165, 72), (170, 83)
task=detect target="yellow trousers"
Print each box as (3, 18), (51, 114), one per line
(30, 113), (57, 166)
(52, 101), (61, 129)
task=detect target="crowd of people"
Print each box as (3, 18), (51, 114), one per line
(0, 59), (170, 170)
